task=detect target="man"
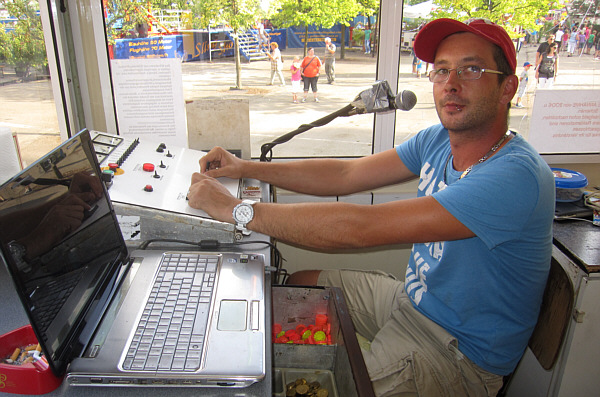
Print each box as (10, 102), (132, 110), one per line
(554, 26), (564, 52)
(188, 18), (555, 396)
(535, 34), (555, 65)
(323, 37), (336, 84)
(256, 20), (269, 52)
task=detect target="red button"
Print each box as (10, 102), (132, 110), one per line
(142, 163), (155, 172)
(108, 163), (119, 171)
(144, 185), (153, 192)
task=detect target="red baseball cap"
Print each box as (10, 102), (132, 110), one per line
(414, 18), (517, 74)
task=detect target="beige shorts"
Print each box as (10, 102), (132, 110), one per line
(317, 269), (503, 397)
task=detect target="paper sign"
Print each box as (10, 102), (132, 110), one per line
(110, 58), (188, 148)
(529, 90), (600, 154)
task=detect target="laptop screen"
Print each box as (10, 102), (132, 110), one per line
(0, 130), (129, 375)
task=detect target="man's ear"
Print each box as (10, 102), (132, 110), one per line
(501, 75), (519, 105)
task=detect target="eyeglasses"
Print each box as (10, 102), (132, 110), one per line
(428, 65), (505, 83)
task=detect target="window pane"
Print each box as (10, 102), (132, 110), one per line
(0, 1), (61, 171)
(396, 12), (600, 149)
(103, 7), (377, 158)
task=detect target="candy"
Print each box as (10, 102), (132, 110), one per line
(273, 314), (332, 345)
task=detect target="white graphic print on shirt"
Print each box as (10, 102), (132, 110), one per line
(405, 161), (447, 306)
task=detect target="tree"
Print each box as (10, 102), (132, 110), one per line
(270, 0), (361, 57)
(189, 0), (262, 89)
(431, 0), (551, 37)
(0, 0), (47, 79)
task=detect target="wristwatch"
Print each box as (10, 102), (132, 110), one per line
(232, 199), (256, 235)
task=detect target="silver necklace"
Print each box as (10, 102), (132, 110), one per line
(443, 131), (513, 184)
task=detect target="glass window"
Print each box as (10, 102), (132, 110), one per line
(102, 2), (378, 159)
(396, 4), (600, 153)
(0, 0), (61, 170)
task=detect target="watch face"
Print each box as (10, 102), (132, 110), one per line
(235, 204), (254, 223)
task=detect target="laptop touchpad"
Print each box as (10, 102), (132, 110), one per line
(217, 300), (247, 331)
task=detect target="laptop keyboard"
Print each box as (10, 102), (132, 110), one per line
(32, 268), (85, 337)
(122, 253), (218, 372)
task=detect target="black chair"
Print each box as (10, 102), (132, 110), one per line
(498, 257), (574, 396)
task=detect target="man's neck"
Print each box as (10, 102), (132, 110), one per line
(448, 126), (510, 171)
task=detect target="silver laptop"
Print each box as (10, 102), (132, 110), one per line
(0, 129), (266, 387)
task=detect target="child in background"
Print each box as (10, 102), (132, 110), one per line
(416, 58), (423, 78)
(515, 61), (532, 108)
(416, 58), (427, 78)
(290, 56), (302, 103)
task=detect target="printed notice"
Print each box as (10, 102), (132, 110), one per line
(111, 58), (188, 148)
(529, 89), (600, 154)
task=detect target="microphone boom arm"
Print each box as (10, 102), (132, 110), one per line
(259, 81), (416, 162)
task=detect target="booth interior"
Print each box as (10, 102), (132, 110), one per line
(0, 113), (599, 397)
(0, 129), (376, 397)
(1, 41), (599, 397)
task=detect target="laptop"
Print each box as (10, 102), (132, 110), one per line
(0, 129), (266, 387)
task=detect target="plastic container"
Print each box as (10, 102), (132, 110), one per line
(0, 325), (63, 394)
(551, 168), (588, 202)
(273, 368), (338, 397)
(272, 286), (375, 397)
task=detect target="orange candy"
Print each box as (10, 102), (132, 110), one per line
(273, 315), (332, 345)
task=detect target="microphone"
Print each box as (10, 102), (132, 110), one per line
(349, 80), (417, 115)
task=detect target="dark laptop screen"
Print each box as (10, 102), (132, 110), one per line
(0, 130), (128, 375)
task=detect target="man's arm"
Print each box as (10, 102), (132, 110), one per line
(251, 196), (474, 249)
(199, 147), (417, 196)
(189, 148), (474, 249)
(188, 174), (474, 250)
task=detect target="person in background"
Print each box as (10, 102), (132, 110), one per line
(323, 37), (336, 84)
(266, 42), (285, 86)
(187, 18), (554, 396)
(577, 29), (586, 56)
(411, 36), (418, 74)
(364, 27), (372, 54)
(300, 47), (322, 103)
(567, 29), (577, 56)
(267, 43), (285, 87)
(515, 61), (532, 108)
(561, 29), (570, 54)
(416, 58), (427, 78)
(135, 22), (149, 38)
(535, 34), (554, 65)
(536, 42), (558, 89)
(257, 20), (269, 52)
(290, 56), (302, 103)
(585, 30), (596, 55)
(516, 33), (525, 53)
(554, 26), (564, 52)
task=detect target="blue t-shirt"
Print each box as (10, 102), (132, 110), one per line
(396, 124), (555, 375)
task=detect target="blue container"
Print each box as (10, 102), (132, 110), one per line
(551, 168), (588, 202)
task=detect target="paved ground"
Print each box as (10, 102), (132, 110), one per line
(1, 44), (599, 167)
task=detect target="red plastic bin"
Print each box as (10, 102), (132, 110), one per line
(0, 325), (63, 395)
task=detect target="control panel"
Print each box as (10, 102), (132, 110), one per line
(90, 132), (240, 220)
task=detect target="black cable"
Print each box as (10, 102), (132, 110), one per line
(135, 238), (285, 282)
(259, 104), (355, 162)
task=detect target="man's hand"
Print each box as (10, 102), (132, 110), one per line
(188, 172), (240, 223)
(21, 194), (91, 259)
(69, 172), (103, 203)
(199, 147), (245, 179)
